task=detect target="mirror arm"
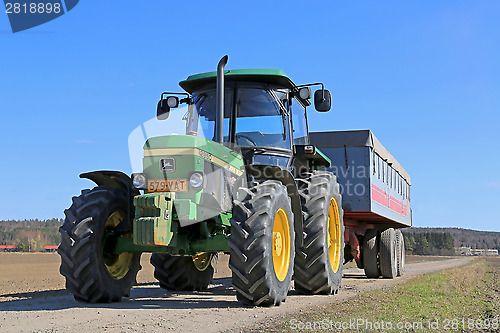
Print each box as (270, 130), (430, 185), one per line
(296, 82), (326, 100)
(160, 92), (191, 104)
(161, 92), (190, 98)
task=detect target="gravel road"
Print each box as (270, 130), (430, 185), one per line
(0, 256), (473, 332)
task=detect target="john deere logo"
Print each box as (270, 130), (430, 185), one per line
(160, 158), (175, 173)
(3, 0), (79, 33)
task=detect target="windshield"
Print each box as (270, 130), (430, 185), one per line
(128, 85), (291, 174)
(189, 85), (291, 149)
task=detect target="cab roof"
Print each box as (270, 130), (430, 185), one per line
(179, 69), (298, 93)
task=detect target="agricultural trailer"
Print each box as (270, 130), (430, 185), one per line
(310, 130), (411, 278)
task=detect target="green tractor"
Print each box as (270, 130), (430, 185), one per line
(58, 56), (344, 306)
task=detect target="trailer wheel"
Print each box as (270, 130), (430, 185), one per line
(294, 171), (344, 295)
(395, 229), (405, 276)
(229, 180), (295, 306)
(150, 253), (215, 290)
(363, 229), (379, 278)
(379, 228), (397, 278)
(58, 186), (141, 303)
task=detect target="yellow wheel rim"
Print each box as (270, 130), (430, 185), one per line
(272, 208), (291, 282)
(327, 198), (342, 273)
(104, 211), (133, 280)
(192, 252), (213, 271)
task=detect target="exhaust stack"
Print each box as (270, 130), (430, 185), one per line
(215, 55), (228, 143)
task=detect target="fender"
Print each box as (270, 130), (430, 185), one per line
(80, 170), (140, 230)
(80, 170), (138, 194)
(245, 165), (304, 247)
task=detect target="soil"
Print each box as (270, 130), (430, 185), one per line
(0, 252), (473, 332)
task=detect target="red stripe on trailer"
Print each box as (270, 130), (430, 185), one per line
(371, 184), (389, 207)
(371, 184), (408, 217)
(389, 197), (402, 212)
(389, 197), (408, 216)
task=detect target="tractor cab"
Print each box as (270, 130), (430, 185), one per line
(158, 67), (332, 169)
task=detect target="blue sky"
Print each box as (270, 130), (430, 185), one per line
(0, 1), (498, 231)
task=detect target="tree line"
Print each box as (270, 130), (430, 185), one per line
(0, 218), (62, 252)
(402, 231), (455, 256)
(2, 220), (498, 255)
(407, 227), (500, 251)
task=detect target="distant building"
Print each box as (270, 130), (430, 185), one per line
(470, 248), (499, 256)
(456, 246), (472, 256)
(43, 245), (59, 252)
(0, 245), (18, 252)
(456, 246), (499, 256)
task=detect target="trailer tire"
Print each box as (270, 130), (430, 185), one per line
(150, 253), (214, 291)
(363, 229), (379, 278)
(58, 186), (141, 303)
(293, 171), (344, 295)
(379, 228), (397, 278)
(229, 180), (295, 306)
(395, 229), (405, 276)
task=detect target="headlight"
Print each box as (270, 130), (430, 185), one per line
(132, 173), (147, 189)
(166, 96), (179, 108)
(189, 172), (204, 188)
(299, 87), (312, 99)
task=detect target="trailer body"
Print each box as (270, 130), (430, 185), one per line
(310, 130), (411, 230)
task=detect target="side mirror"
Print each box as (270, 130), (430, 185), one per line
(314, 89), (331, 112)
(157, 99), (170, 120)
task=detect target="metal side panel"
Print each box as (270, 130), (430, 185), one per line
(370, 149), (412, 226)
(311, 132), (412, 227)
(317, 147), (371, 212)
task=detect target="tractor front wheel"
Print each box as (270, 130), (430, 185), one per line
(58, 186), (141, 303)
(229, 180), (295, 306)
(293, 171), (344, 295)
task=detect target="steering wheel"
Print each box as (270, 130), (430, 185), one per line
(236, 134), (257, 146)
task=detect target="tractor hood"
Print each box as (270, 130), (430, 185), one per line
(142, 134), (244, 185)
(144, 135), (243, 171)
(130, 131), (245, 226)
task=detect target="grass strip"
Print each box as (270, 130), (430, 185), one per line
(244, 258), (500, 332)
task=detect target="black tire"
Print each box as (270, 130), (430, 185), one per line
(363, 229), (380, 278)
(229, 180), (295, 306)
(395, 229), (405, 276)
(150, 253), (214, 291)
(58, 186), (141, 303)
(293, 171), (344, 295)
(379, 228), (397, 278)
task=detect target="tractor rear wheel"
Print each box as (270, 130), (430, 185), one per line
(58, 186), (141, 303)
(379, 228), (397, 278)
(363, 229), (380, 278)
(229, 180), (295, 306)
(294, 171), (344, 295)
(395, 229), (405, 276)
(150, 252), (215, 290)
